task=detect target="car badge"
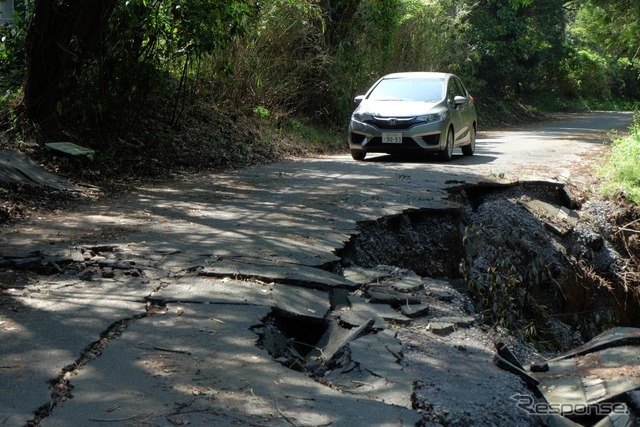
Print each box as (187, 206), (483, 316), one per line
(388, 118), (397, 126)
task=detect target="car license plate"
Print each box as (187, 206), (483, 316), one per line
(382, 133), (403, 144)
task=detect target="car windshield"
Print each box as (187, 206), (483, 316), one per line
(367, 77), (444, 102)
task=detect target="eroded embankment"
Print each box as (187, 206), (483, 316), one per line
(334, 180), (640, 351)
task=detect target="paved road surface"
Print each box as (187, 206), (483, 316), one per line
(0, 111), (634, 426)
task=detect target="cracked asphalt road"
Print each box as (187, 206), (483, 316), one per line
(0, 112), (634, 426)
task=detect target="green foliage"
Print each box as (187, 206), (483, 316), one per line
(18, 0), (251, 124)
(598, 113), (640, 205)
(4, 0), (639, 131)
(390, 0), (476, 75)
(469, 0), (566, 99)
(253, 106), (270, 119)
(564, 49), (611, 98)
(252, 114), (345, 158)
(206, 0), (325, 115)
(564, 0), (640, 102)
(0, 2), (30, 116)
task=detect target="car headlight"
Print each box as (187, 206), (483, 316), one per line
(415, 113), (446, 123)
(352, 112), (374, 122)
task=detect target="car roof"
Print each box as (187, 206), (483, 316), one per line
(381, 72), (451, 80)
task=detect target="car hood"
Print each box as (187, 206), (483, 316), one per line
(355, 100), (445, 118)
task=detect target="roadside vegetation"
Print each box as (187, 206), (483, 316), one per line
(598, 114), (640, 205)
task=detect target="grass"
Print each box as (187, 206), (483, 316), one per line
(598, 112), (640, 205)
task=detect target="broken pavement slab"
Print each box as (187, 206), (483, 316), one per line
(492, 327), (640, 425)
(42, 304), (424, 427)
(519, 198), (579, 235)
(392, 273), (424, 292)
(546, 327), (640, 360)
(305, 317), (374, 369)
(342, 265), (391, 285)
(401, 303), (430, 318)
(323, 328), (417, 408)
(151, 276), (330, 320)
(529, 328), (640, 414)
(340, 294), (411, 328)
(199, 258), (358, 290)
(365, 286), (422, 306)
(427, 316), (476, 336)
(45, 142), (95, 160)
(0, 149), (85, 191)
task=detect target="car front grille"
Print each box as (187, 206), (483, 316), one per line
(366, 117), (419, 130)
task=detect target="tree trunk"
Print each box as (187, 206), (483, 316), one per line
(24, 0), (117, 122)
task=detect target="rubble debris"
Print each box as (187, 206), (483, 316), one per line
(426, 321), (456, 335)
(496, 327), (640, 426)
(400, 303), (430, 318)
(342, 266), (391, 284)
(365, 287), (421, 306)
(305, 317), (375, 374)
(392, 274), (423, 292)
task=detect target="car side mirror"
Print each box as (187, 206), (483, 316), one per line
(454, 96), (467, 106)
(354, 95), (365, 104)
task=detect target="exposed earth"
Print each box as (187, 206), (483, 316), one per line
(1, 111), (640, 426)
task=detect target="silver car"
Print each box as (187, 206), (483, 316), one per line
(348, 72), (477, 161)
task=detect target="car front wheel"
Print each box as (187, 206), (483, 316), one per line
(461, 126), (476, 156)
(351, 150), (366, 161)
(439, 129), (454, 162)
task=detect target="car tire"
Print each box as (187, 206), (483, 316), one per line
(462, 126), (476, 156)
(439, 128), (454, 162)
(351, 150), (366, 161)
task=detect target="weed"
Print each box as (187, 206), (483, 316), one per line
(253, 106), (270, 119)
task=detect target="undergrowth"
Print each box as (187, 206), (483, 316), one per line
(598, 112), (640, 205)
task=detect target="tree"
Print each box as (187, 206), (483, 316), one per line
(469, 0), (566, 97)
(23, 0), (250, 124)
(565, 0), (640, 99)
(24, 0), (117, 121)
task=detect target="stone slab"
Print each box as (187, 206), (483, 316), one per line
(0, 149), (84, 191)
(342, 266), (391, 285)
(393, 274), (423, 292)
(151, 277), (330, 320)
(341, 295), (410, 328)
(199, 259), (357, 290)
(401, 303), (430, 318)
(324, 329), (415, 408)
(45, 142), (95, 158)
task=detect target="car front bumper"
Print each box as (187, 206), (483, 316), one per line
(348, 119), (447, 154)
